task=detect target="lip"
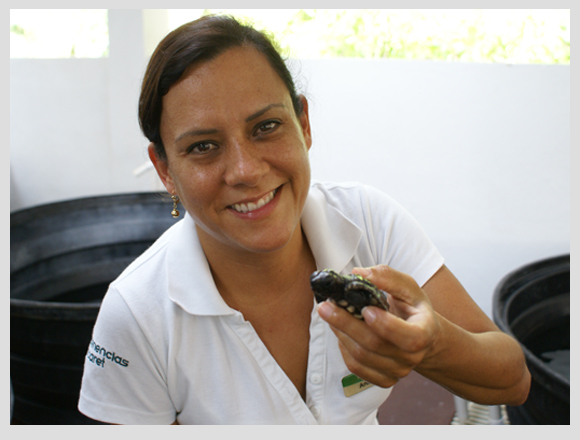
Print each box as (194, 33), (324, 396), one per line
(226, 185), (283, 220)
(229, 186), (279, 206)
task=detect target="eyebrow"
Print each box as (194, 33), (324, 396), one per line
(175, 127), (218, 143)
(174, 103), (286, 144)
(245, 103), (285, 122)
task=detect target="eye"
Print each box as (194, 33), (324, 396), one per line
(254, 120), (280, 136)
(187, 141), (218, 155)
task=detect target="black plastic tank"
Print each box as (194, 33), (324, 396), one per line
(10, 193), (180, 424)
(493, 254), (570, 424)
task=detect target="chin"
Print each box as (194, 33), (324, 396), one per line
(237, 226), (300, 254)
(239, 237), (293, 254)
(196, 215), (301, 256)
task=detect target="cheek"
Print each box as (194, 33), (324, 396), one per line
(288, 145), (312, 179)
(171, 165), (219, 207)
(273, 135), (311, 170)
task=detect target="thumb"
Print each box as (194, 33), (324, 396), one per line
(352, 265), (422, 307)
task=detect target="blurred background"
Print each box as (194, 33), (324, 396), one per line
(10, 9), (570, 317)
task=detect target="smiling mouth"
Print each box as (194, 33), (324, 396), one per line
(229, 187), (280, 213)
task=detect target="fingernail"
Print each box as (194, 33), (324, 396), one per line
(353, 267), (371, 277)
(317, 301), (333, 319)
(362, 307), (377, 324)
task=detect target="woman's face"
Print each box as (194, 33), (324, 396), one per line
(151, 47), (312, 255)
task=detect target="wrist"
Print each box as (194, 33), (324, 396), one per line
(416, 312), (456, 374)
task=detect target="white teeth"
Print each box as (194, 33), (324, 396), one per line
(231, 189), (277, 213)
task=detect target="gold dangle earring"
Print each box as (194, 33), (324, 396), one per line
(171, 194), (180, 218)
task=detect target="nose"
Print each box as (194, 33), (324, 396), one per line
(223, 139), (269, 187)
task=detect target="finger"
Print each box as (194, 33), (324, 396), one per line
(318, 300), (420, 360)
(352, 265), (423, 306)
(319, 301), (425, 386)
(318, 300), (390, 351)
(335, 336), (409, 389)
(318, 298), (423, 354)
(317, 300), (370, 337)
(362, 305), (435, 354)
(332, 319), (418, 372)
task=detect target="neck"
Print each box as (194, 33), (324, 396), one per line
(198, 224), (316, 310)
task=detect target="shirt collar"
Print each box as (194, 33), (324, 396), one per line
(166, 214), (236, 316)
(301, 183), (363, 272)
(166, 183), (363, 316)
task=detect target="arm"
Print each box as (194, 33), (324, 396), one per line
(317, 264), (531, 405)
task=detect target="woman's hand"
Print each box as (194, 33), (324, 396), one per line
(317, 265), (442, 388)
(317, 264), (531, 405)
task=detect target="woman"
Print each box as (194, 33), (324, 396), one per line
(78, 15), (530, 425)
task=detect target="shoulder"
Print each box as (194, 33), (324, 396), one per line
(307, 181), (444, 285)
(90, 221), (184, 373)
(100, 219), (186, 327)
(310, 179), (399, 203)
(110, 219), (179, 293)
(309, 180), (408, 222)
(310, 180), (369, 201)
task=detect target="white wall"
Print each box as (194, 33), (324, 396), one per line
(10, 10), (570, 317)
(10, 10), (153, 211)
(300, 59), (570, 316)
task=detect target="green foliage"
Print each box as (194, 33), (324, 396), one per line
(278, 9), (570, 64)
(10, 9), (109, 59)
(11, 9), (569, 63)
(10, 24), (27, 36)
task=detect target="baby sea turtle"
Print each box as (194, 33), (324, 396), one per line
(310, 269), (390, 319)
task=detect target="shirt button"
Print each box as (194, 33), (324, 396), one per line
(310, 374), (322, 384)
(310, 406), (321, 417)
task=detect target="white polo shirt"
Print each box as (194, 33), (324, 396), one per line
(78, 181), (444, 424)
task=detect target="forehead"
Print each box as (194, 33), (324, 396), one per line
(162, 47), (290, 122)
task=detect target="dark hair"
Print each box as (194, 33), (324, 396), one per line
(139, 15), (304, 161)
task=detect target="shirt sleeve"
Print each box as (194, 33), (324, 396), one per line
(78, 287), (176, 424)
(361, 184), (445, 287)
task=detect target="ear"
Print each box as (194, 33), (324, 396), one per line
(298, 95), (312, 151)
(148, 143), (175, 194)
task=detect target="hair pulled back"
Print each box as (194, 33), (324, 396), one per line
(139, 15), (303, 160)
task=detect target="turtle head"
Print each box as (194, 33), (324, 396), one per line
(310, 269), (346, 302)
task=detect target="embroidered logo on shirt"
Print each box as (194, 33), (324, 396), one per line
(341, 373), (374, 397)
(86, 339), (130, 369)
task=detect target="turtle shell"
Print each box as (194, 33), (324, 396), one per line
(310, 269), (389, 319)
